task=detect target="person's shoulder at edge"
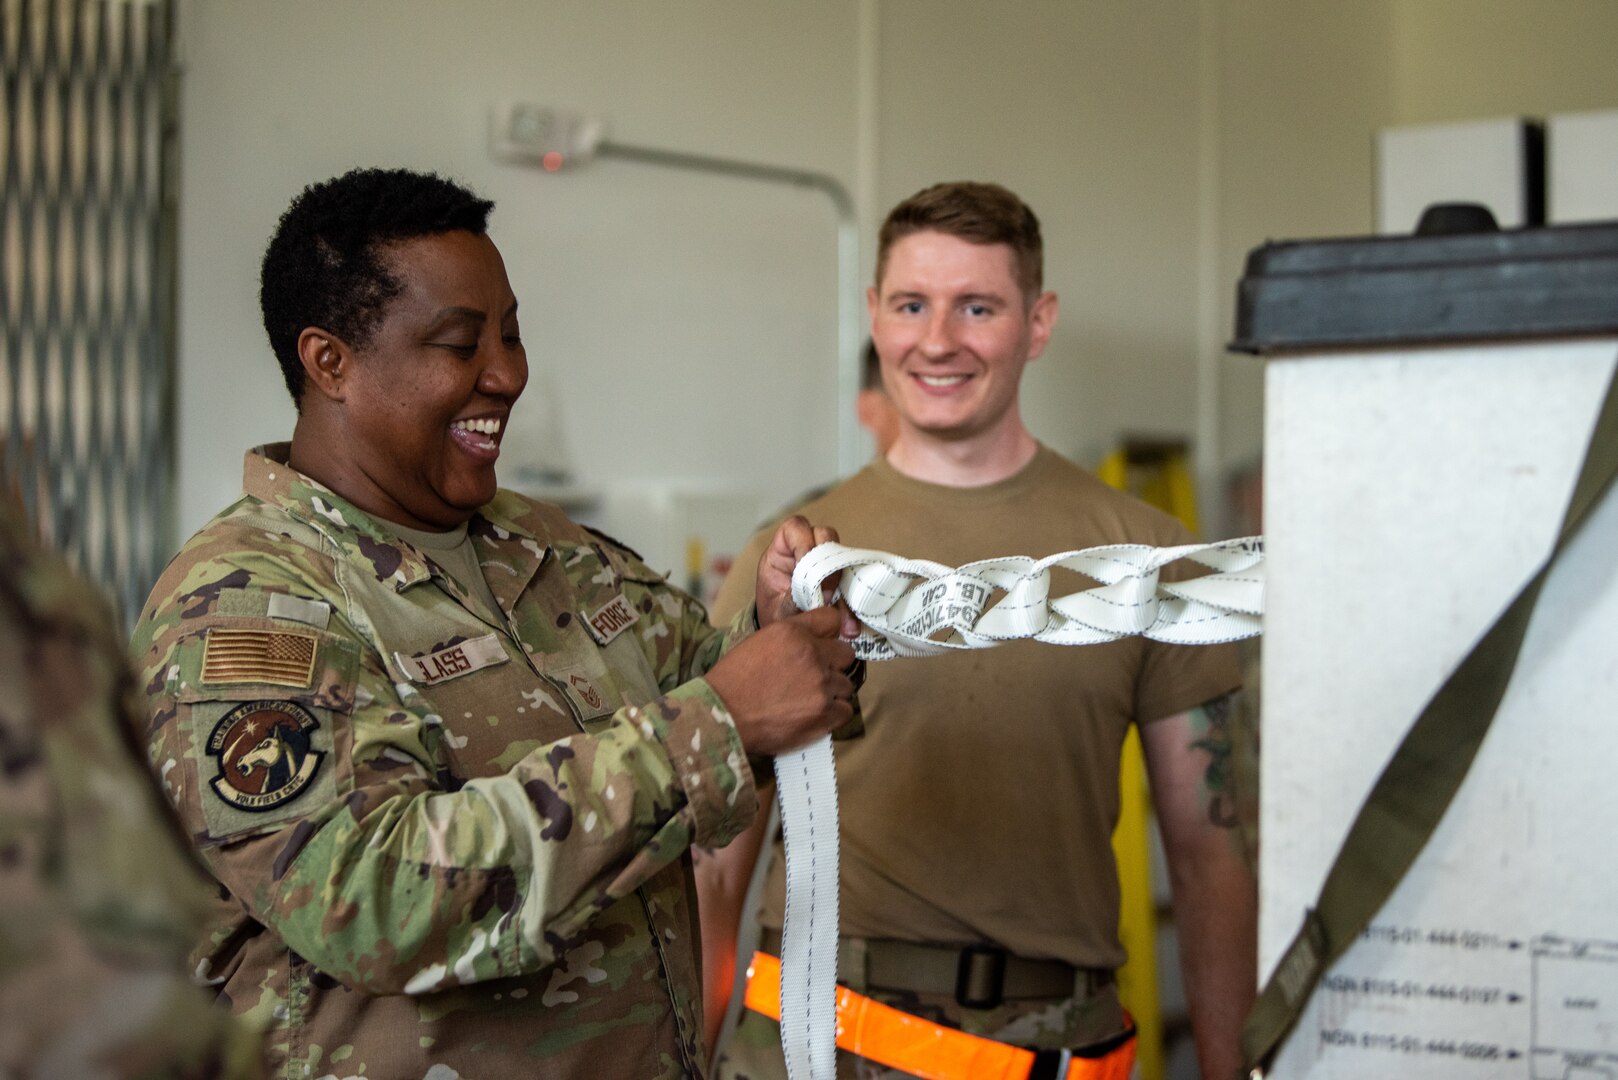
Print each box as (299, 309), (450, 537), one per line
(0, 506), (267, 1080)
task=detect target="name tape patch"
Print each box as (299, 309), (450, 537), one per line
(394, 633), (509, 686)
(585, 593), (639, 646)
(202, 628), (319, 688)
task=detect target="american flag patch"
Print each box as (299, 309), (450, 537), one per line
(201, 628), (319, 688)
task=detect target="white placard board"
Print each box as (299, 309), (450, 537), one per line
(1377, 118), (1536, 234)
(1260, 338), (1618, 1079)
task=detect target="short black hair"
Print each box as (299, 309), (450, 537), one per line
(259, 167), (495, 404)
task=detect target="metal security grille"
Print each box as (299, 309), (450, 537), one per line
(1, 0), (177, 624)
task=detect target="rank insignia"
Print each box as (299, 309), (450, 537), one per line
(569, 673), (606, 711)
(206, 700), (325, 812)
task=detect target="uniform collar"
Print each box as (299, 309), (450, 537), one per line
(242, 443), (552, 597)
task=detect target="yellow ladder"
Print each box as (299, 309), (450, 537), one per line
(1095, 437), (1198, 1080)
(1097, 437), (1199, 533)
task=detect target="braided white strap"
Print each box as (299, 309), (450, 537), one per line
(772, 537), (1265, 1080)
(792, 537), (1265, 658)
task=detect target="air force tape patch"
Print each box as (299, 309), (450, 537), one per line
(585, 593), (639, 645)
(206, 700), (325, 812)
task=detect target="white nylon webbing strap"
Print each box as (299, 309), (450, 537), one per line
(770, 537), (1266, 1079)
(772, 738), (839, 1080)
(792, 537), (1265, 659)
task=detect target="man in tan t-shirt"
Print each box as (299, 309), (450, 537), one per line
(705, 181), (1255, 1080)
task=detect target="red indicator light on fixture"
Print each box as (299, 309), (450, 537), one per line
(542, 151), (564, 172)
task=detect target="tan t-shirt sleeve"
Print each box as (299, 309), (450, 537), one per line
(1134, 520), (1245, 722)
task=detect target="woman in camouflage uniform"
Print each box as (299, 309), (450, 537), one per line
(130, 168), (857, 1080)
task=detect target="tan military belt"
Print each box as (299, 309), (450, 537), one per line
(760, 928), (1108, 1010)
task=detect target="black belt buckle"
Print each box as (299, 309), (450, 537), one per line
(955, 943), (1008, 1010)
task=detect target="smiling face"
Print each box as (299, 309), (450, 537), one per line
(868, 230), (1056, 451)
(292, 230), (528, 530)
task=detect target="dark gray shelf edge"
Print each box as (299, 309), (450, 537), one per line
(1230, 221), (1618, 355)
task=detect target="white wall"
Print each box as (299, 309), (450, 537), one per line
(1390, 0), (1618, 128)
(875, 2), (1204, 469)
(1206, 0), (1396, 494)
(175, 0), (1216, 567)
(176, 0), (859, 571)
(174, 0), (1618, 566)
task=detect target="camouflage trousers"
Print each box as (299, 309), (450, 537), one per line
(715, 960), (1128, 1080)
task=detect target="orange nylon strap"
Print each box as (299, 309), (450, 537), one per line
(743, 951), (1134, 1080)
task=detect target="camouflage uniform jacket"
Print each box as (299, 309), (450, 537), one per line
(0, 502), (264, 1078)
(130, 445), (760, 1080)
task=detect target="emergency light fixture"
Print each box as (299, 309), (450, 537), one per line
(489, 104), (605, 171)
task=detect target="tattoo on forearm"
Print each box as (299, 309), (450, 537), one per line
(1190, 693), (1240, 829)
